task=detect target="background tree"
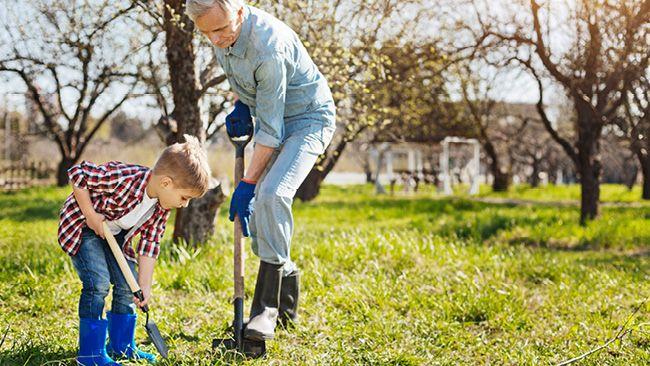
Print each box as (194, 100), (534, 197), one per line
(133, 0), (231, 244)
(0, 0), (149, 186)
(455, 64), (513, 191)
(456, 0), (650, 223)
(109, 111), (146, 143)
(621, 74), (650, 199)
(509, 116), (571, 187)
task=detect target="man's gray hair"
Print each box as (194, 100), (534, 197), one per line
(185, 0), (243, 22)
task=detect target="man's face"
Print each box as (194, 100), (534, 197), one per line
(195, 4), (244, 48)
(157, 177), (202, 210)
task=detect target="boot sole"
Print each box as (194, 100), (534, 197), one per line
(244, 328), (275, 341)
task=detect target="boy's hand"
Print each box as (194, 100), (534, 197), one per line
(134, 286), (151, 308)
(86, 211), (106, 239)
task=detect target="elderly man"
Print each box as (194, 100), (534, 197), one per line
(185, 0), (336, 341)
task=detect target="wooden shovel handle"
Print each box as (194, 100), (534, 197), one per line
(234, 155), (245, 299)
(102, 222), (141, 293)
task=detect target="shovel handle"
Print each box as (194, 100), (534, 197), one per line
(229, 132), (251, 301)
(229, 130), (252, 350)
(233, 153), (245, 300)
(102, 222), (149, 312)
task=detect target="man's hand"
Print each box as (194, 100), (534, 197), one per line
(225, 100), (254, 138)
(86, 211), (106, 239)
(229, 179), (256, 237)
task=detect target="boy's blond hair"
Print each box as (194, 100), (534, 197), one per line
(153, 134), (212, 194)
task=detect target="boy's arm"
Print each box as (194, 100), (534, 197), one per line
(134, 256), (155, 307)
(72, 185), (106, 239)
(133, 210), (169, 307)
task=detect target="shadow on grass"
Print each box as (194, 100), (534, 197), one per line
(305, 196), (496, 213)
(575, 250), (650, 277)
(0, 200), (61, 222)
(0, 344), (76, 366)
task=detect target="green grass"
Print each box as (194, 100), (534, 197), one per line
(0, 184), (648, 365)
(476, 183), (647, 203)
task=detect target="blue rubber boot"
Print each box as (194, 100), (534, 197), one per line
(106, 312), (157, 364)
(77, 318), (121, 366)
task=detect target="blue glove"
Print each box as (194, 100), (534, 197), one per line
(225, 100), (253, 138)
(229, 179), (256, 237)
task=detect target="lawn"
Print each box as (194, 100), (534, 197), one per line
(0, 184), (648, 365)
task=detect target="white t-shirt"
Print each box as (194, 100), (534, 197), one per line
(106, 191), (158, 235)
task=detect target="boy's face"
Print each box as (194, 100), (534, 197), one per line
(157, 177), (203, 210)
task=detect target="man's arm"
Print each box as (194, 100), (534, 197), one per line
(252, 55), (287, 149)
(244, 144), (275, 182)
(243, 55), (288, 181)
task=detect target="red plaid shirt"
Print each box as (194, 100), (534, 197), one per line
(58, 161), (170, 262)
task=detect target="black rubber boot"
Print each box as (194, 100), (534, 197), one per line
(234, 270), (300, 330)
(278, 269), (300, 328)
(244, 261), (283, 341)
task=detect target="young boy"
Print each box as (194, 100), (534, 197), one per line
(57, 135), (211, 365)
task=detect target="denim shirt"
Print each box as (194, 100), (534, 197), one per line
(214, 5), (333, 148)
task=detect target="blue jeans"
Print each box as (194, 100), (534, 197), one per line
(71, 227), (137, 319)
(250, 101), (336, 275)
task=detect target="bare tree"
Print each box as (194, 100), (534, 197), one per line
(455, 64), (514, 191)
(0, 0), (151, 186)
(621, 74), (650, 199)
(457, 0), (650, 223)
(509, 117), (570, 187)
(133, 0), (230, 244)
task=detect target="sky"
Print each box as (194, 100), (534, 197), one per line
(0, 0), (572, 123)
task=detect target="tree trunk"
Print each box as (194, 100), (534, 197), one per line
(164, 0), (220, 242)
(483, 140), (509, 192)
(295, 169), (325, 202)
(174, 180), (226, 245)
(492, 170), (509, 192)
(638, 150), (650, 200)
(529, 158), (541, 188)
(623, 162), (638, 191)
(163, 0), (203, 142)
(56, 156), (75, 186)
(576, 114), (602, 224)
(579, 163), (600, 225)
(366, 171), (374, 183)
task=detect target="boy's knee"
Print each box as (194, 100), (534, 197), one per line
(83, 279), (110, 298)
(112, 286), (132, 301)
(112, 289), (135, 307)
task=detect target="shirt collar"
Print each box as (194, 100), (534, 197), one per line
(227, 5), (251, 59)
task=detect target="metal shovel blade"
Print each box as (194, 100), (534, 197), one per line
(145, 319), (169, 359)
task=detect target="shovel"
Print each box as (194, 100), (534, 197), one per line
(212, 127), (266, 358)
(102, 222), (169, 359)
